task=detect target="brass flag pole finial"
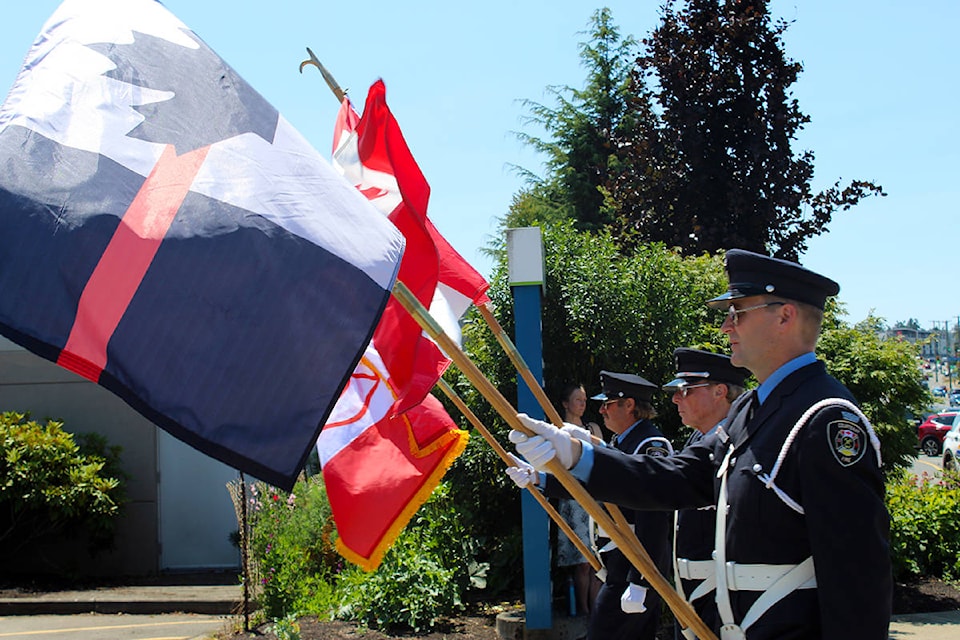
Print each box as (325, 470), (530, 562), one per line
(299, 47), (347, 103)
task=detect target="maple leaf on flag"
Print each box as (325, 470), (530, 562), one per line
(0, 0), (404, 490)
(314, 80), (488, 570)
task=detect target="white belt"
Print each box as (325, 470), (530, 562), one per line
(676, 558), (713, 581)
(723, 561), (817, 591)
(675, 558), (817, 590)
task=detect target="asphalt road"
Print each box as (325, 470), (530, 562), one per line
(912, 449), (943, 475)
(0, 612), (228, 640)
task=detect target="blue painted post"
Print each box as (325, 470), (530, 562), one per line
(506, 227), (551, 631)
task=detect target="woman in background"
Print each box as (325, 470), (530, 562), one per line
(555, 382), (602, 616)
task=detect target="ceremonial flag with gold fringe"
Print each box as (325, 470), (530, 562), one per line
(318, 80), (486, 569)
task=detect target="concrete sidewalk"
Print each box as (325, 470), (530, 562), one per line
(0, 582), (245, 616)
(0, 584), (958, 638)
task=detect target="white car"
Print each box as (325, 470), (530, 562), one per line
(943, 415), (960, 472)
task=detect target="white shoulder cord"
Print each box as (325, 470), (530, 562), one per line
(756, 398), (882, 515)
(632, 435), (675, 456)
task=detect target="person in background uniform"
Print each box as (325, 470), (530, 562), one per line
(554, 382), (603, 616)
(509, 249), (892, 640)
(662, 348), (747, 638)
(509, 371), (673, 640)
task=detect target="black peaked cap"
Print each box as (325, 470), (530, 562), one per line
(706, 249), (840, 310)
(591, 370), (658, 403)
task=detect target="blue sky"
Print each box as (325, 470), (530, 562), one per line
(2, 1), (957, 331)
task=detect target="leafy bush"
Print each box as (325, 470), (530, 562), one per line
(246, 476), (340, 620)
(0, 411), (125, 559)
(336, 528), (462, 632)
(245, 476), (480, 631)
(887, 469), (960, 580)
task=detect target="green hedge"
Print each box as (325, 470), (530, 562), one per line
(887, 468), (960, 581)
(0, 411), (126, 562)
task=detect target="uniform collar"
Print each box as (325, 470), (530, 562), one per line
(613, 419), (642, 445)
(757, 352), (817, 404)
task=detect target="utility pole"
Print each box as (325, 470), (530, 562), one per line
(944, 320), (954, 392)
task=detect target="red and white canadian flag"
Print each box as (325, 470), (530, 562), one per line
(317, 80), (487, 569)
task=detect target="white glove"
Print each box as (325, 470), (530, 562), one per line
(508, 413), (579, 470)
(561, 423), (594, 442)
(505, 453), (537, 488)
(620, 583), (648, 613)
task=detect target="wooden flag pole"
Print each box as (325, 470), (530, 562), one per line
(298, 52), (610, 575)
(392, 281), (716, 640)
(299, 53), (619, 568)
(477, 302), (564, 425)
(436, 378), (601, 572)
(299, 57), (711, 639)
(477, 301), (655, 580)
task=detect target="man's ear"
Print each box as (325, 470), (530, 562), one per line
(778, 301), (797, 326)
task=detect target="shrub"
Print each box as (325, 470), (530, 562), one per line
(245, 476), (480, 632)
(887, 469), (960, 580)
(332, 483), (484, 631)
(246, 476), (340, 621)
(0, 411), (125, 559)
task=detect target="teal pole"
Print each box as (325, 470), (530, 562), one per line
(513, 283), (552, 630)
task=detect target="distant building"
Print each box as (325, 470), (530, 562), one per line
(884, 325), (938, 359)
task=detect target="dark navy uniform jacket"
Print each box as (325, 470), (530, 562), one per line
(545, 419), (672, 640)
(674, 429), (720, 634)
(583, 361), (892, 640)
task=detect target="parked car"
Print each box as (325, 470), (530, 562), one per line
(950, 390), (960, 406)
(917, 410), (958, 456)
(943, 415), (960, 472)
(933, 386), (948, 397)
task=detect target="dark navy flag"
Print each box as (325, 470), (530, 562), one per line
(0, 0), (404, 490)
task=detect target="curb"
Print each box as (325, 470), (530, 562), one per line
(0, 599), (240, 616)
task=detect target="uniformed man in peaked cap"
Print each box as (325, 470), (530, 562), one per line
(509, 249), (891, 640)
(663, 349), (748, 638)
(507, 370), (673, 640)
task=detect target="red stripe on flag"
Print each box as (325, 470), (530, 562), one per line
(58, 144), (209, 380)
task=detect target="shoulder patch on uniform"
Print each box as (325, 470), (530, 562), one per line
(645, 444), (670, 457)
(827, 420), (867, 467)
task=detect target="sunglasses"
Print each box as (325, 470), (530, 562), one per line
(674, 382), (712, 398)
(600, 399), (621, 409)
(726, 301), (785, 326)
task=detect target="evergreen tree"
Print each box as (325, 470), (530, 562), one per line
(513, 8), (639, 232)
(610, 0), (883, 260)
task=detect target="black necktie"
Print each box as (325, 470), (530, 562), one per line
(746, 389), (758, 421)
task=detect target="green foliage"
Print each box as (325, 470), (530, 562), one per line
(247, 477), (340, 621)
(0, 411), (125, 558)
(246, 477), (481, 632)
(336, 529), (462, 632)
(441, 434), (522, 595)
(467, 223), (727, 441)
(514, 4), (882, 262)
(886, 469), (960, 581)
(334, 483), (478, 631)
(512, 8), (639, 232)
(270, 613), (301, 640)
(817, 313), (931, 474)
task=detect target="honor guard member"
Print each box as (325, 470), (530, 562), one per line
(662, 349), (748, 638)
(509, 249), (891, 640)
(507, 371), (674, 640)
